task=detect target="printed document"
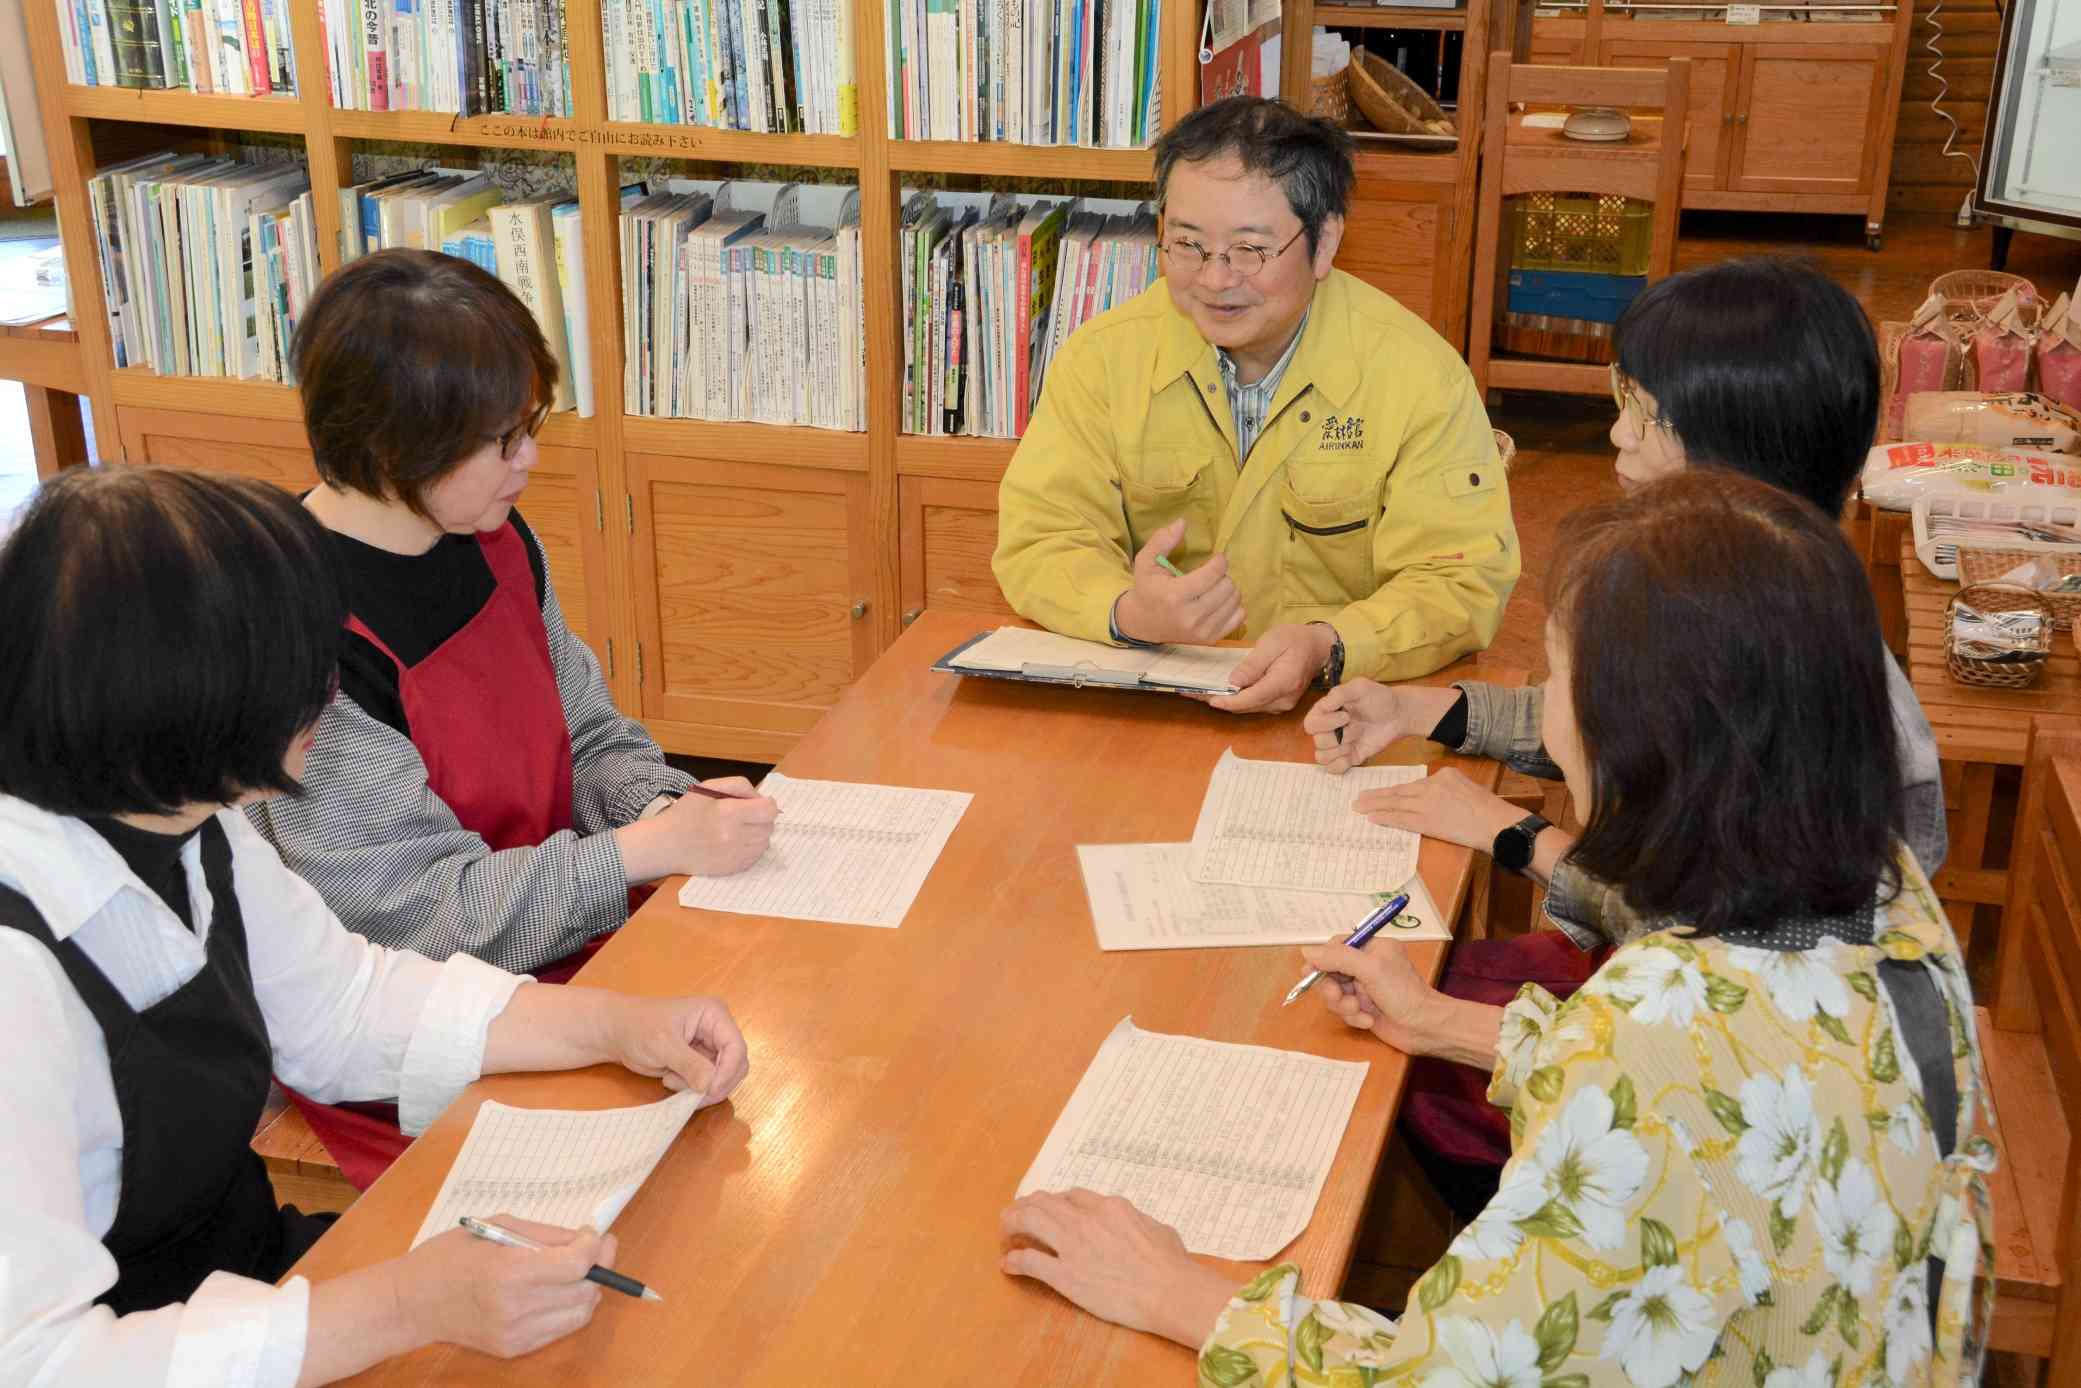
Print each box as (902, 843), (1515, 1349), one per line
(1076, 844), (1451, 950)
(1188, 749), (1424, 894)
(1018, 1017), (1367, 1260)
(675, 772), (973, 927)
(412, 1089), (702, 1247)
(947, 627), (1242, 693)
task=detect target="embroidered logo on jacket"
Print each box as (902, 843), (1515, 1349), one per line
(1319, 414), (1367, 452)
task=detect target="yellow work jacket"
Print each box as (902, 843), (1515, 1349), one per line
(992, 269), (1519, 682)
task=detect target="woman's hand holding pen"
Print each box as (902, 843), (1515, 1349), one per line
(393, 1218), (613, 1360)
(616, 777), (778, 883)
(1300, 937), (1443, 1055)
(1304, 680), (1460, 774)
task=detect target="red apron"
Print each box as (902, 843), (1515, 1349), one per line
(1399, 930), (1608, 1220)
(288, 522), (605, 1190)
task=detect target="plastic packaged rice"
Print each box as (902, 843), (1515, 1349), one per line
(1861, 441), (2081, 511)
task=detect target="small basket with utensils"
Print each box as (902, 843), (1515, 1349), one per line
(1945, 583), (2053, 688)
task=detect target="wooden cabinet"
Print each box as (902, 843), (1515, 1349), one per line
(1596, 39), (1739, 189)
(1531, 1), (1914, 244)
(627, 454), (881, 762)
(1335, 171), (1461, 331)
(1728, 45), (1887, 195)
(898, 476), (1015, 627)
(118, 406), (319, 489)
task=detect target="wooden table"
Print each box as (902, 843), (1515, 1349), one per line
(1899, 539), (2081, 987)
(290, 610), (1514, 1386)
(0, 314), (89, 477)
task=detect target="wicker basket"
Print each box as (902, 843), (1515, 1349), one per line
(1956, 544), (2081, 629)
(1348, 49), (1454, 136)
(1493, 428), (1518, 472)
(1310, 68), (1351, 123)
(1945, 582), (2053, 688)
(1929, 269), (2038, 331)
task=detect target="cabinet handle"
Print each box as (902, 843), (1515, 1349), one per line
(1735, 113), (1748, 125)
(851, 599), (870, 620)
(902, 607), (922, 626)
(1722, 112), (1732, 125)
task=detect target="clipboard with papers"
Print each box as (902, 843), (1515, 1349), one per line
(933, 628), (1243, 696)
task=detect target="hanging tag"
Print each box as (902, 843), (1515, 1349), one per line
(1726, 5), (1762, 22)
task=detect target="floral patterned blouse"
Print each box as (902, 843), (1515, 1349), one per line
(1197, 855), (1996, 1388)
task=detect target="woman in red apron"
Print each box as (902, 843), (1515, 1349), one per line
(0, 468), (748, 1383)
(247, 249), (778, 1188)
(1299, 258), (1948, 1220)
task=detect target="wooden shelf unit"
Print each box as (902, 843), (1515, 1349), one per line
(1279, 0), (1530, 347)
(19, 0), (1201, 757)
(1528, 0), (1914, 243)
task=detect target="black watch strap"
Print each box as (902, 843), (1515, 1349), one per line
(1492, 813), (1552, 875)
(1313, 623), (1345, 688)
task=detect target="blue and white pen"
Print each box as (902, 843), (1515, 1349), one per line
(1281, 892), (1413, 1007)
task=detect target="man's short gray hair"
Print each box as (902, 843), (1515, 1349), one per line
(1151, 97), (1357, 257)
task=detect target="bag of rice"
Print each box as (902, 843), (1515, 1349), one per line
(1860, 441), (2081, 511)
(1901, 392), (2081, 453)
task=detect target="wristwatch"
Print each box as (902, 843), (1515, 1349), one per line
(1312, 622), (1345, 689)
(1492, 813), (1552, 875)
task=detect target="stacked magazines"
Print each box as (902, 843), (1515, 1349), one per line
(621, 181), (866, 431)
(321, 0), (571, 112)
(887, 0), (1162, 146)
(901, 190), (1155, 438)
(86, 152), (319, 384)
(603, 0), (858, 133)
(55, 0), (299, 93)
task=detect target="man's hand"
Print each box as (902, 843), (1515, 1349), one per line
(1112, 519), (1244, 645)
(1304, 681), (1463, 774)
(1204, 623), (1334, 714)
(1351, 766), (1523, 852)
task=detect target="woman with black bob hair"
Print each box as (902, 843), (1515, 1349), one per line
(1294, 256), (1945, 1215)
(0, 468), (749, 1385)
(1002, 470), (1992, 1388)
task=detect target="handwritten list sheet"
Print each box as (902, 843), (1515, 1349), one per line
(1076, 844), (1452, 950)
(1017, 1017), (1368, 1261)
(675, 772), (973, 928)
(1187, 749), (1424, 895)
(412, 1089), (702, 1248)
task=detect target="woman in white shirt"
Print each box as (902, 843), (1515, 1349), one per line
(0, 467), (751, 1387)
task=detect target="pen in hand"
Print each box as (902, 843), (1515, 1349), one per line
(458, 1216), (664, 1303)
(680, 782), (781, 815)
(1282, 892), (1412, 1006)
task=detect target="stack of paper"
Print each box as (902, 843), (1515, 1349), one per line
(1077, 749), (1438, 951)
(945, 627), (1241, 694)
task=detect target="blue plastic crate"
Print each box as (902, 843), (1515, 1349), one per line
(1506, 269), (1648, 325)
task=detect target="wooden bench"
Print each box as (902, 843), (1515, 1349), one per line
(252, 1086), (357, 1216)
(1980, 718), (2081, 1373)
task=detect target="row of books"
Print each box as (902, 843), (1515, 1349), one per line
(87, 152), (320, 385)
(901, 190), (1154, 437)
(55, 0), (300, 92)
(603, 0), (858, 133)
(320, 0), (573, 113)
(621, 182), (866, 430)
(887, 0), (1162, 146)
(335, 167), (598, 414)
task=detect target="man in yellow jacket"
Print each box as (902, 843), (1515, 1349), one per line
(993, 98), (1519, 712)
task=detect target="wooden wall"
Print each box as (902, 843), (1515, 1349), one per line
(1885, 0), (2001, 212)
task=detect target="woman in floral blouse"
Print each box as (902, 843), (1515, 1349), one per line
(1000, 470), (1995, 1388)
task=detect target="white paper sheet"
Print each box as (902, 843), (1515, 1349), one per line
(411, 1089), (702, 1248)
(1017, 1017), (1368, 1260)
(1077, 844), (1452, 950)
(948, 627), (1241, 693)
(1187, 749), (1424, 895)
(674, 772), (973, 928)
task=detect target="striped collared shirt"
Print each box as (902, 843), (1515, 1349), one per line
(1216, 311), (1309, 465)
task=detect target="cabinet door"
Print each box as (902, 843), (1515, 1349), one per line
(1596, 39), (1740, 192)
(117, 406), (319, 488)
(514, 444), (609, 663)
(1335, 172), (1456, 343)
(627, 454), (880, 746)
(1728, 45), (1885, 194)
(898, 476), (1015, 628)
(1528, 19), (1585, 64)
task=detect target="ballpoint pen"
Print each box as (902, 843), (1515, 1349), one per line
(1281, 891), (1413, 1006)
(1156, 554), (1186, 578)
(458, 1216), (665, 1303)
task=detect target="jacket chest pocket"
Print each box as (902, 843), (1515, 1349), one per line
(1120, 453), (1221, 565)
(1279, 477), (1378, 607)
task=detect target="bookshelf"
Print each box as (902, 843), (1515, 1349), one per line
(23, 0), (1236, 760)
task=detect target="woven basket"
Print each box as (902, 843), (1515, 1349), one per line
(1956, 544), (2081, 629)
(1945, 582), (2052, 688)
(1929, 269), (2038, 330)
(1349, 49), (1454, 136)
(1310, 68), (1351, 123)
(1493, 428), (1518, 472)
